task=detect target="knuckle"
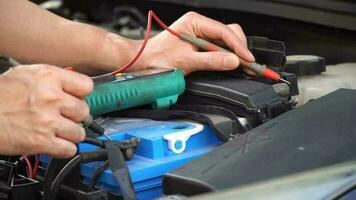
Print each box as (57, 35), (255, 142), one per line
(48, 139), (71, 158)
(82, 76), (94, 94)
(38, 114), (56, 130)
(38, 91), (61, 103)
(42, 137), (61, 156)
(185, 11), (198, 18)
(181, 11), (199, 22)
(202, 54), (216, 68)
(50, 148), (65, 158)
(37, 64), (53, 69)
(67, 126), (83, 143)
(55, 145), (76, 159)
(71, 101), (90, 121)
(230, 23), (242, 31)
(33, 65), (62, 82)
(33, 66), (58, 82)
(35, 65), (54, 76)
(65, 147), (77, 158)
(71, 73), (94, 95)
(65, 97), (77, 110)
(73, 130), (84, 143)
(81, 103), (90, 118)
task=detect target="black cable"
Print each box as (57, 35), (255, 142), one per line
(44, 140), (137, 200)
(42, 158), (71, 200)
(44, 155), (82, 200)
(82, 115), (105, 135)
(43, 138), (104, 200)
(48, 155), (82, 200)
(106, 141), (136, 200)
(88, 160), (110, 190)
(83, 137), (105, 148)
(47, 150), (108, 200)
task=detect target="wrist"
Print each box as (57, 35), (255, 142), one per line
(67, 22), (140, 75)
(91, 32), (140, 72)
(105, 37), (154, 72)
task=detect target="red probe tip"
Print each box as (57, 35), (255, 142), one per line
(263, 68), (291, 84)
(263, 68), (280, 81)
(65, 66), (74, 71)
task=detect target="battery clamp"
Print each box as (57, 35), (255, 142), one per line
(163, 121), (204, 154)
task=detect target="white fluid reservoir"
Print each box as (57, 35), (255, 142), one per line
(296, 63), (356, 106)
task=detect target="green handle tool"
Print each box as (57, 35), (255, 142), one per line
(86, 68), (185, 116)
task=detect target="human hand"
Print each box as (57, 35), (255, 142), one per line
(138, 11), (255, 74)
(0, 64), (93, 158)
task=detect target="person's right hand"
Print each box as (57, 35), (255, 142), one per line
(0, 64), (93, 158)
(134, 11), (255, 75)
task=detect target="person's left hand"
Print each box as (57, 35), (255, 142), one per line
(135, 12), (255, 74)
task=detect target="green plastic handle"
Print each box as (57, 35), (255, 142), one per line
(86, 69), (185, 116)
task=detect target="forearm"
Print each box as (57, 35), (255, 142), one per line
(0, 0), (138, 75)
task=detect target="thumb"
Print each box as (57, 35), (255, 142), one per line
(188, 52), (240, 72)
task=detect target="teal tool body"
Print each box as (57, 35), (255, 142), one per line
(86, 68), (185, 116)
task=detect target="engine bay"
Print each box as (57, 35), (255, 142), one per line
(0, 1), (356, 200)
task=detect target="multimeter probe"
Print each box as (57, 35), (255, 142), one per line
(107, 11), (290, 84)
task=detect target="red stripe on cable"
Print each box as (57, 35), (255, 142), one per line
(33, 155), (39, 178)
(110, 10), (180, 74)
(23, 155), (34, 178)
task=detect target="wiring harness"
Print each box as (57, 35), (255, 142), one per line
(42, 137), (140, 200)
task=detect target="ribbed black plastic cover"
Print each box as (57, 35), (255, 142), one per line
(163, 89), (356, 196)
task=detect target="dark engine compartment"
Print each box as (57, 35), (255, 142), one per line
(55, 0), (356, 64)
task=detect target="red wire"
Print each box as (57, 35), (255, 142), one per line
(64, 66), (74, 71)
(23, 155), (34, 178)
(33, 155), (39, 178)
(150, 11), (180, 37)
(110, 10), (180, 75)
(109, 11), (153, 74)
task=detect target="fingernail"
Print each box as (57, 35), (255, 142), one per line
(247, 50), (255, 61)
(80, 128), (86, 141)
(68, 145), (77, 157)
(223, 54), (239, 68)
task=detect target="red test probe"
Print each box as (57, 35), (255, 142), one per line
(83, 10), (290, 85)
(177, 33), (291, 84)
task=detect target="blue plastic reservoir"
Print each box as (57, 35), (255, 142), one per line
(79, 118), (222, 200)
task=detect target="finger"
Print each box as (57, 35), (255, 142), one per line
(227, 24), (248, 48)
(186, 51), (240, 71)
(51, 67), (94, 99)
(42, 136), (78, 158)
(60, 92), (90, 122)
(55, 116), (86, 144)
(186, 12), (254, 61)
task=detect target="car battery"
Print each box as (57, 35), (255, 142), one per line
(42, 118), (221, 200)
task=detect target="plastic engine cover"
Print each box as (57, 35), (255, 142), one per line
(163, 89), (356, 196)
(179, 73), (293, 127)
